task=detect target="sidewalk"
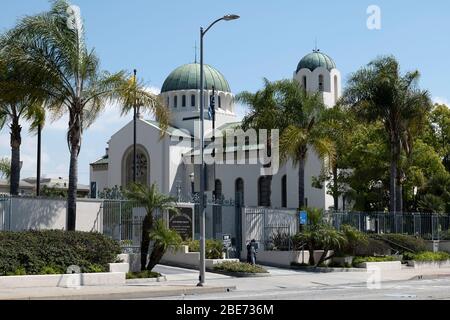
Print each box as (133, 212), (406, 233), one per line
(0, 283), (236, 300)
(2, 266), (450, 300)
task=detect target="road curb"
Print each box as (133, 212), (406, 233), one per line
(126, 276), (167, 284)
(10, 286), (237, 300)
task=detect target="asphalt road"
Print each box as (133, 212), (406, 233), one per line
(147, 278), (450, 300)
(149, 265), (450, 300)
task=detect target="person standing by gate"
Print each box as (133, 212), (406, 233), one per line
(247, 239), (257, 265)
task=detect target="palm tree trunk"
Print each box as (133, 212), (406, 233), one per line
(389, 139), (398, 214)
(67, 109), (81, 231)
(140, 214), (153, 271)
(10, 116), (21, 196)
(333, 164), (339, 211)
(146, 243), (165, 271)
(298, 155), (306, 209)
(67, 142), (79, 230)
(396, 168), (403, 213)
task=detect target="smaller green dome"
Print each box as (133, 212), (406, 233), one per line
(296, 51), (336, 73)
(161, 63), (231, 93)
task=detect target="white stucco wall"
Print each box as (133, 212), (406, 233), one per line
(6, 198), (102, 232)
(294, 67), (341, 108)
(90, 165), (108, 195)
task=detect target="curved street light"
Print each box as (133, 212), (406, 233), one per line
(198, 14), (240, 287)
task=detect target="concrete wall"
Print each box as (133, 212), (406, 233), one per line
(6, 197), (102, 232)
(90, 165), (108, 195)
(247, 250), (333, 267)
(160, 245), (239, 269)
(426, 241), (450, 253)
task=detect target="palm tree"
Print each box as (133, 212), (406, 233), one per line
(2, 0), (168, 229)
(275, 80), (335, 209)
(238, 79), (335, 208)
(0, 158), (11, 180)
(147, 219), (182, 271)
(0, 52), (46, 195)
(123, 183), (179, 271)
(342, 56), (431, 213)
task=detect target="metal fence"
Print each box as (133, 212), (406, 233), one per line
(102, 200), (149, 253)
(324, 211), (450, 241)
(244, 207), (298, 251)
(0, 196), (11, 231)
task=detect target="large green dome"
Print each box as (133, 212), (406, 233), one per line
(161, 63), (231, 93)
(296, 51), (336, 73)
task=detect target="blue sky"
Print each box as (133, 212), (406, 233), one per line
(1, 0), (449, 184)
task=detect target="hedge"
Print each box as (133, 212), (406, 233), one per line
(214, 262), (268, 274)
(0, 230), (121, 276)
(403, 251), (450, 262)
(376, 234), (427, 253)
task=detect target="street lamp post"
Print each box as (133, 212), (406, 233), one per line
(133, 69), (138, 184)
(198, 14), (239, 287)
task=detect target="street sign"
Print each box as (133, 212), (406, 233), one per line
(222, 234), (232, 248)
(299, 211), (308, 225)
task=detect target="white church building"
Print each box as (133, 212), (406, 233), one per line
(90, 50), (342, 215)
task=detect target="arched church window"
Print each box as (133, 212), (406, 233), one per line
(218, 95), (222, 109)
(166, 97), (170, 107)
(302, 76), (307, 90)
(281, 175), (287, 208)
(334, 75), (338, 103)
(258, 176), (272, 207)
(123, 146), (150, 187)
(173, 95), (178, 108)
(245, 136), (250, 164)
(182, 95), (186, 107)
(235, 178), (244, 205)
(319, 75), (324, 92)
(191, 94), (196, 107)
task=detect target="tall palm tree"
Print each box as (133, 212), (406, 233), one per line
(342, 56), (431, 213)
(124, 183), (179, 271)
(0, 53), (46, 195)
(2, 0), (168, 229)
(239, 79), (335, 208)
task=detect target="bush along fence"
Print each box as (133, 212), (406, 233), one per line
(324, 211), (450, 241)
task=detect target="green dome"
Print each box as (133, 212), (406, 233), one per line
(296, 51), (336, 73)
(161, 63), (231, 93)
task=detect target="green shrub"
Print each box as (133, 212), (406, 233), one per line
(353, 256), (396, 266)
(0, 230), (121, 276)
(377, 234), (427, 253)
(339, 225), (369, 256)
(405, 251), (450, 262)
(183, 239), (223, 259)
(126, 271), (161, 279)
(355, 238), (391, 256)
(85, 264), (105, 273)
(8, 267), (27, 276)
(40, 266), (63, 275)
(214, 262), (268, 274)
